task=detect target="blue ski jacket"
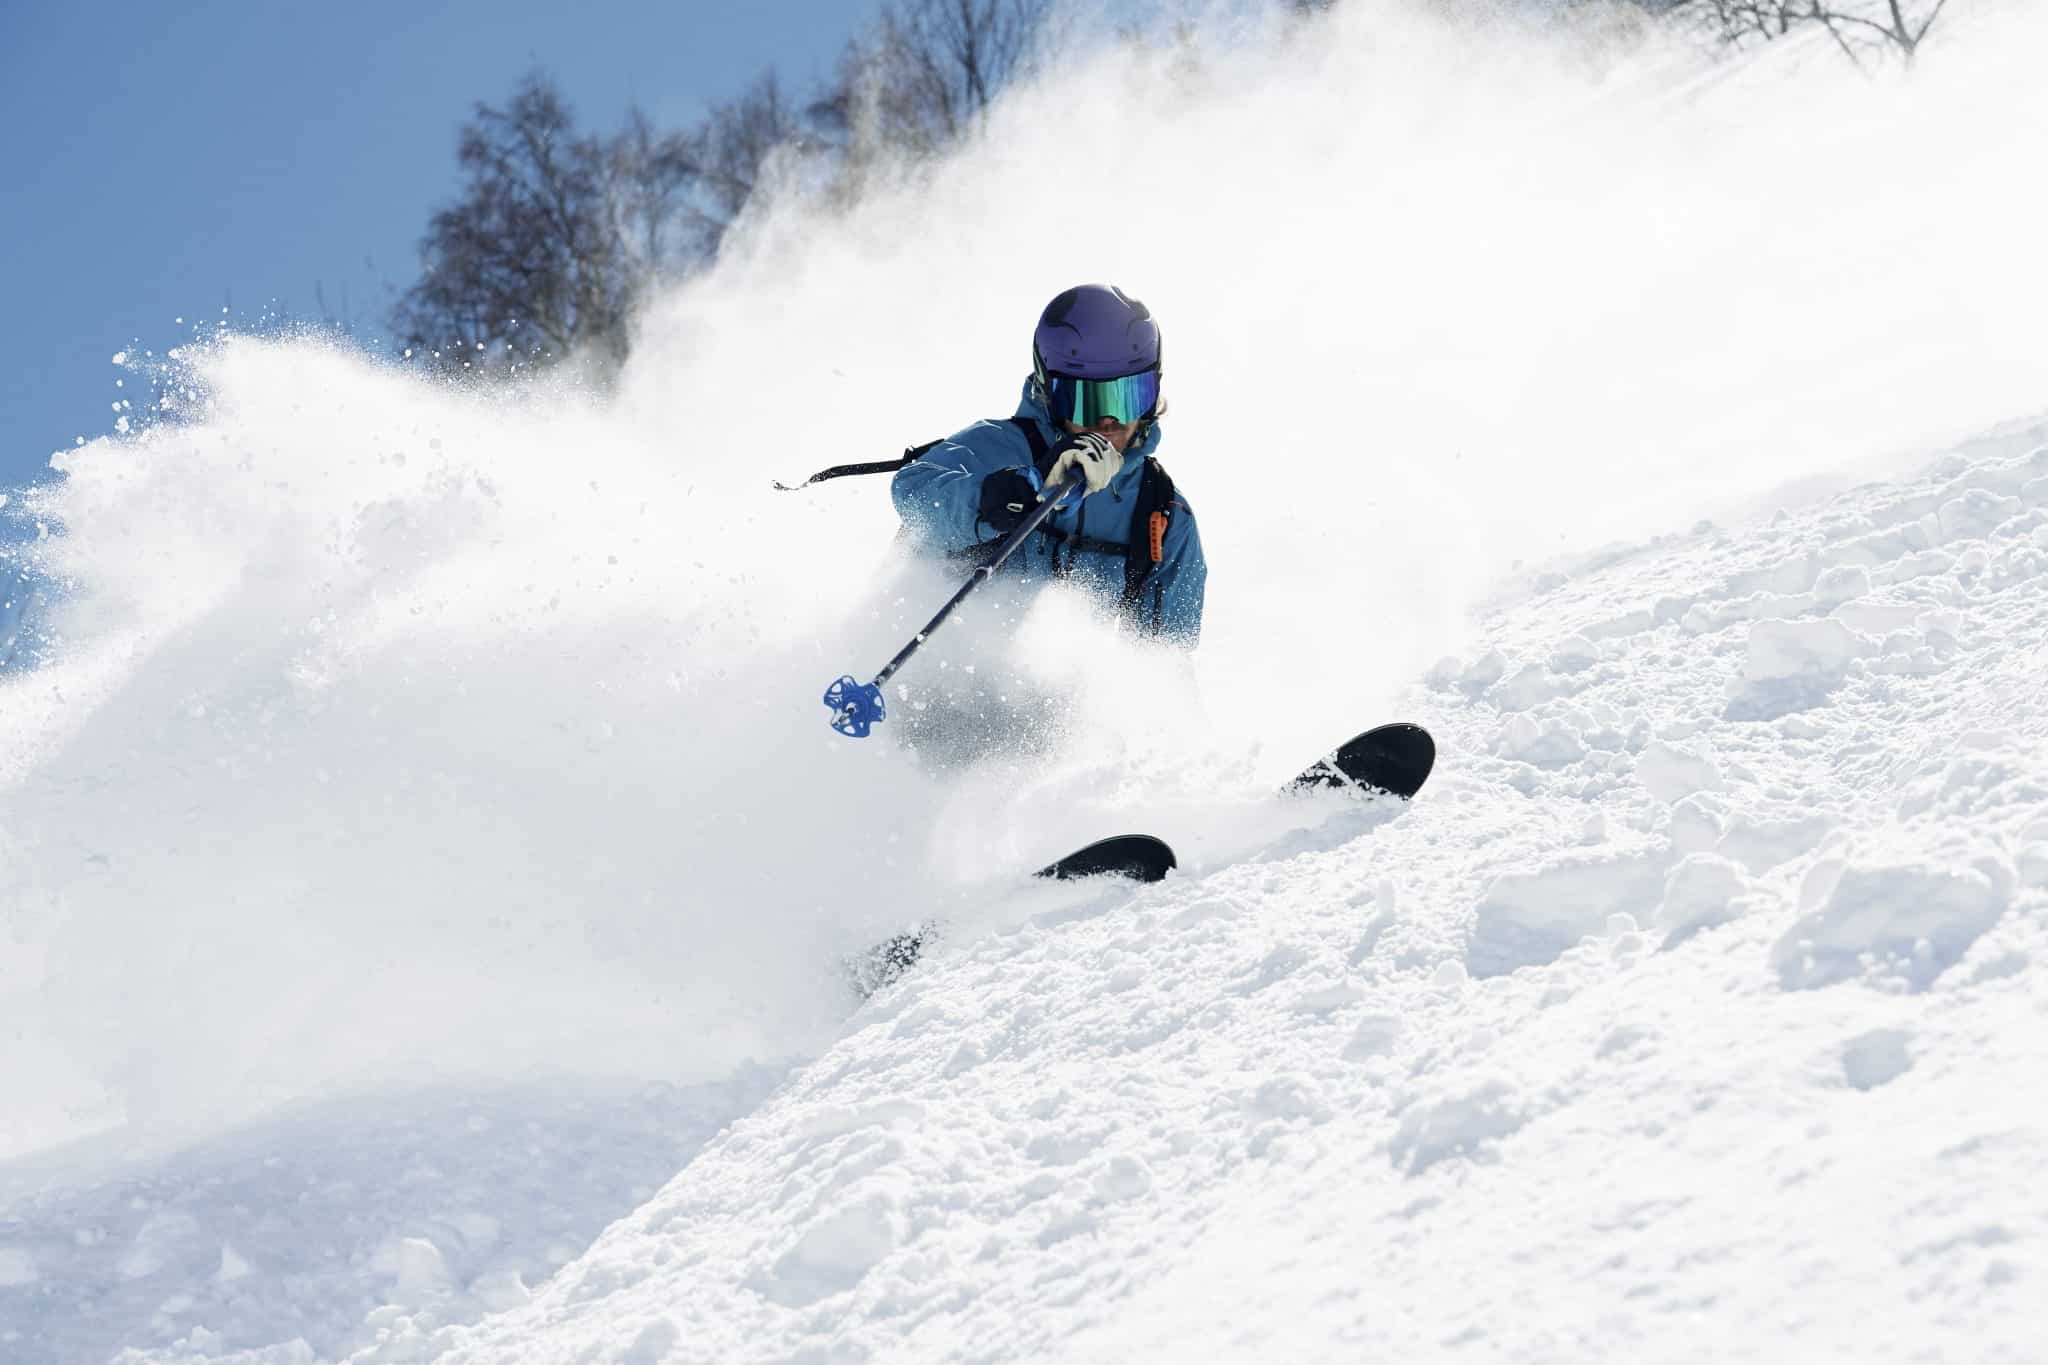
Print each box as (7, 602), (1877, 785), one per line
(891, 382), (1207, 645)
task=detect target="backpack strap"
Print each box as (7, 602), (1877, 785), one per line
(959, 443), (1176, 633)
(1122, 457), (1175, 632)
(773, 440), (940, 491)
(1013, 418), (1172, 612)
(775, 416), (1052, 492)
(1007, 415), (1053, 476)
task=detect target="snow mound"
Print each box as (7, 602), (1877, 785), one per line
(1776, 848), (2013, 991)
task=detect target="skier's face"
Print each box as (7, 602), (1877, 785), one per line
(1062, 415), (1142, 452)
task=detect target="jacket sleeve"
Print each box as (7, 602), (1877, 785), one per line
(1150, 498), (1206, 647)
(890, 427), (1037, 554)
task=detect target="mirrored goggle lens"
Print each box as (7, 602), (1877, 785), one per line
(1045, 368), (1160, 426)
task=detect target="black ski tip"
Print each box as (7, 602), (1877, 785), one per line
(1035, 834), (1177, 883)
(1290, 722), (1436, 800)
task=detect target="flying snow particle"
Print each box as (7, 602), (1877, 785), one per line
(111, 350), (128, 365)
(215, 1245), (253, 1282)
(0, 1248), (37, 1287)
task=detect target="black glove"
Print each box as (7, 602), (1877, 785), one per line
(976, 468), (1038, 535)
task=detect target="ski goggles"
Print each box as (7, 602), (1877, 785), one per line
(1040, 366), (1162, 427)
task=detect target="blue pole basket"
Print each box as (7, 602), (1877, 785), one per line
(824, 675), (887, 738)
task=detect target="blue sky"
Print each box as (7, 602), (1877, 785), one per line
(0, 0), (882, 490)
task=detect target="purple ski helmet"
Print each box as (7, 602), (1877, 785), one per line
(1032, 285), (1163, 428)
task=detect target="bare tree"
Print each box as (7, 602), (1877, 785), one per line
(1685, 0), (1803, 44)
(608, 106), (706, 275)
(822, 0), (1051, 176)
(1807, 0), (1950, 63)
(394, 74), (698, 377)
(1668, 0), (1952, 66)
(692, 73), (819, 241)
(394, 5), (1057, 379)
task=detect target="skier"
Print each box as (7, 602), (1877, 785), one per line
(890, 284), (1206, 645)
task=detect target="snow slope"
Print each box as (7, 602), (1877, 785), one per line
(4, 0), (2047, 1360)
(20, 417), (2038, 1364)
(310, 423), (2046, 1364)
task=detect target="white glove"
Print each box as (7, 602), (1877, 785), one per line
(1042, 431), (1124, 498)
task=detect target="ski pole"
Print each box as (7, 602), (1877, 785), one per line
(824, 474), (1083, 737)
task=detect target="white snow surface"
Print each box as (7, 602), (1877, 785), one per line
(5, 2), (2048, 1361)
(343, 426), (2046, 1365)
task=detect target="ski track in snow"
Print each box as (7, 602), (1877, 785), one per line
(38, 425), (2035, 1364)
